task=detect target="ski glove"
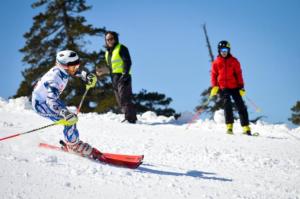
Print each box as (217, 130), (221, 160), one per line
(239, 88), (246, 97)
(86, 73), (97, 89)
(59, 109), (78, 126)
(210, 86), (219, 98)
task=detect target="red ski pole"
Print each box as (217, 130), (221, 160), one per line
(76, 87), (89, 114)
(0, 121), (60, 142)
(185, 98), (210, 130)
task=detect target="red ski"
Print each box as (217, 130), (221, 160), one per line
(39, 142), (143, 169)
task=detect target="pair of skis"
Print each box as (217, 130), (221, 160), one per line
(229, 132), (260, 136)
(39, 141), (143, 169)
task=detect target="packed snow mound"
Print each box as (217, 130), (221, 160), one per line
(0, 96), (32, 111)
(0, 97), (177, 125)
(213, 109), (225, 124)
(139, 111), (175, 124)
(0, 97), (299, 132)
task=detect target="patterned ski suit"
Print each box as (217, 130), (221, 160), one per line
(32, 66), (87, 143)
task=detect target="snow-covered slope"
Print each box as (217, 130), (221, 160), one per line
(0, 97), (299, 199)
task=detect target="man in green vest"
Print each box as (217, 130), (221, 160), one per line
(104, 31), (137, 123)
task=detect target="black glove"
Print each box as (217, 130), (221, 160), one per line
(120, 74), (131, 84)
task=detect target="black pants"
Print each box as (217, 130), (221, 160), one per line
(220, 88), (249, 126)
(112, 74), (137, 122)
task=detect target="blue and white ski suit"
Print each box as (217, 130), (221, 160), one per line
(32, 66), (87, 144)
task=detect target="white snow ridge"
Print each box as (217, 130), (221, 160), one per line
(0, 97), (300, 199)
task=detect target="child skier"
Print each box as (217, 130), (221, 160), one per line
(31, 50), (97, 156)
(210, 41), (252, 135)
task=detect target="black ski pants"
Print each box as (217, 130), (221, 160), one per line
(220, 88), (249, 126)
(112, 74), (137, 122)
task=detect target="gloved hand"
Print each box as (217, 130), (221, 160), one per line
(120, 73), (131, 84)
(210, 86), (219, 98)
(86, 73), (97, 89)
(59, 109), (78, 126)
(239, 88), (246, 97)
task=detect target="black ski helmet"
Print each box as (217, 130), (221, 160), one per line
(218, 40), (230, 50)
(218, 40), (231, 54)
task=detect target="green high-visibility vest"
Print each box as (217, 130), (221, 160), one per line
(105, 43), (127, 74)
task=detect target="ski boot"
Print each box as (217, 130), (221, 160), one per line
(226, 123), (233, 135)
(242, 125), (252, 136)
(65, 140), (94, 157)
(90, 147), (103, 160)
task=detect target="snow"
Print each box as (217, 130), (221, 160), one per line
(0, 97), (300, 199)
(213, 109), (225, 124)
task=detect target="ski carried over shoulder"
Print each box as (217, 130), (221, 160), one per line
(39, 141), (144, 169)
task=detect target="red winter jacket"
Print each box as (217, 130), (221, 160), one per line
(211, 55), (244, 89)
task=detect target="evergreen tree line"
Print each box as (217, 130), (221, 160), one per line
(14, 0), (299, 125)
(14, 0), (178, 118)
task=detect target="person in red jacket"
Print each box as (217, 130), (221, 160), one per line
(210, 40), (252, 135)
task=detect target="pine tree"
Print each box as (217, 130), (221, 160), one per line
(133, 89), (179, 118)
(289, 101), (300, 125)
(14, 0), (115, 113)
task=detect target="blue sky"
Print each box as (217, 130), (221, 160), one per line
(0, 0), (299, 127)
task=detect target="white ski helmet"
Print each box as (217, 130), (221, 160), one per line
(56, 50), (80, 66)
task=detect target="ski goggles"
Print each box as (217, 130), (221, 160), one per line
(220, 48), (229, 53)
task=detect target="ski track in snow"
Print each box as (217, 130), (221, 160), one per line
(0, 97), (300, 199)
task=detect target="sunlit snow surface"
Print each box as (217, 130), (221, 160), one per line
(0, 97), (299, 199)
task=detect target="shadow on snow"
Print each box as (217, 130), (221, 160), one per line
(136, 164), (232, 182)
